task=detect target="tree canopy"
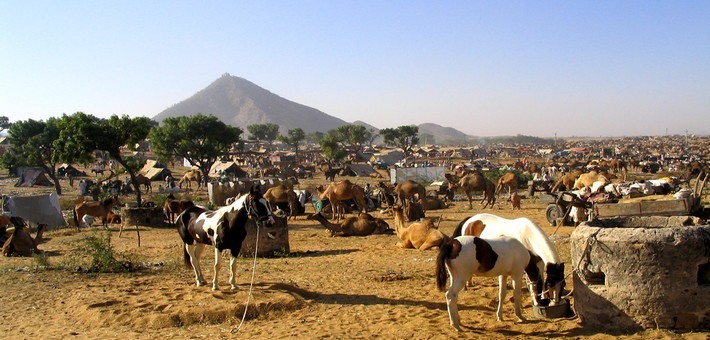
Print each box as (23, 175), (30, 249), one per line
(0, 116), (9, 131)
(380, 125), (419, 158)
(246, 123), (280, 145)
(150, 114), (242, 186)
(5, 117), (63, 194)
(278, 128), (305, 159)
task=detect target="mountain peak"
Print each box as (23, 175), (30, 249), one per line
(154, 74), (348, 133)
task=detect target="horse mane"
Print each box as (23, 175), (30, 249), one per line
(515, 217), (561, 264)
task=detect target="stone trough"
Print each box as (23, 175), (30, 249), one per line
(571, 216), (710, 330)
(120, 206), (168, 228)
(239, 216), (289, 258)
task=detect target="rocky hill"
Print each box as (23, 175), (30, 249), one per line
(153, 73), (348, 133)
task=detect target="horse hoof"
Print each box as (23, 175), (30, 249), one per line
(230, 285), (239, 291)
(212, 285), (220, 291)
(197, 281), (207, 287)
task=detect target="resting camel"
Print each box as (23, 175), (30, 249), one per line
(317, 180), (367, 221)
(496, 172), (518, 199)
(163, 194), (195, 226)
(422, 196), (448, 210)
(1, 217), (46, 257)
(392, 206), (447, 250)
(307, 212), (389, 236)
(573, 170), (609, 190)
(392, 180), (427, 212)
(264, 184), (299, 220)
(178, 169), (203, 190)
(73, 196), (120, 231)
(551, 168), (584, 192)
(445, 172), (496, 209)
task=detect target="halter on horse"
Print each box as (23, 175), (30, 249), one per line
(176, 187), (274, 291)
(452, 213), (566, 306)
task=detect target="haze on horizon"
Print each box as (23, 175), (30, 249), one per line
(1, 2), (708, 138)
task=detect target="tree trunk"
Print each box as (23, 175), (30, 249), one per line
(116, 158), (142, 205)
(42, 164), (63, 195)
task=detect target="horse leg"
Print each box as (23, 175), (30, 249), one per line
(186, 243), (207, 286)
(445, 276), (467, 332)
(512, 272), (525, 322)
(212, 247), (222, 291)
(466, 192), (473, 210)
(497, 275), (507, 321)
(228, 255), (239, 290)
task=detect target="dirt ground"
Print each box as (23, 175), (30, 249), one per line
(1, 166), (708, 339)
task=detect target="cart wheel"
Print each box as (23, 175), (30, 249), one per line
(546, 204), (564, 226)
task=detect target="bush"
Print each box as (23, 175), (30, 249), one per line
(62, 231), (135, 273)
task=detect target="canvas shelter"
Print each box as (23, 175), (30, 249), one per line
(15, 167), (52, 187)
(342, 164), (377, 177)
(139, 159), (171, 180)
(57, 163), (85, 177)
(2, 193), (66, 229)
(210, 160), (249, 178)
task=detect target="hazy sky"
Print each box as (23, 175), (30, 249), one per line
(1, 1), (708, 137)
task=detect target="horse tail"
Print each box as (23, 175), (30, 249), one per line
(451, 216), (473, 238)
(436, 239), (455, 292)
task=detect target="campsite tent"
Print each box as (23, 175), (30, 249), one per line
(15, 167), (52, 187)
(57, 163), (86, 177)
(342, 164), (377, 177)
(139, 160), (171, 180)
(3, 193), (66, 229)
(209, 161), (249, 178)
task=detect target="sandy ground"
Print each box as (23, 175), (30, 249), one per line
(1, 169), (708, 339)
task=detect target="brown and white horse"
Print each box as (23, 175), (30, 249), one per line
(176, 187), (274, 291)
(73, 196), (120, 231)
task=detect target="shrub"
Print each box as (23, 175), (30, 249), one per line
(62, 231), (134, 273)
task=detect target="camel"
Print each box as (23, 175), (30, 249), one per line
(134, 174), (152, 193)
(163, 194), (195, 226)
(1, 217), (46, 257)
(264, 184), (299, 220)
(422, 196), (448, 210)
(391, 206), (448, 250)
(392, 180), (427, 212)
(306, 212), (389, 236)
(573, 170), (609, 190)
(404, 201), (426, 221)
(496, 172), (518, 199)
(316, 180), (367, 221)
(178, 169), (203, 190)
(551, 168), (584, 192)
(445, 172), (496, 209)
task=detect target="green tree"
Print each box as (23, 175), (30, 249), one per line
(278, 128), (305, 160)
(6, 118), (64, 194)
(332, 124), (372, 161)
(380, 125), (419, 158)
(306, 131), (324, 144)
(246, 123), (280, 147)
(54, 113), (156, 203)
(319, 134), (347, 163)
(0, 116), (10, 131)
(150, 114), (242, 187)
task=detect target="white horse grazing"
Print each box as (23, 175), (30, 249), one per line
(436, 236), (530, 332)
(452, 213), (566, 305)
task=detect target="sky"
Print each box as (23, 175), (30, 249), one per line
(1, 1), (709, 137)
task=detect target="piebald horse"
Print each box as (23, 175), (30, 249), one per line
(452, 213), (566, 306)
(436, 235), (531, 332)
(176, 187), (274, 291)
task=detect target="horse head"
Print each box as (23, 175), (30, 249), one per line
(247, 187), (275, 226)
(544, 262), (566, 305)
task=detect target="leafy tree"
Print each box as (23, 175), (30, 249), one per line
(54, 113), (155, 203)
(306, 131), (324, 144)
(319, 134), (347, 163)
(150, 114), (242, 187)
(6, 118), (64, 194)
(380, 125), (420, 158)
(246, 123), (280, 147)
(0, 116), (10, 131)
(332, 125), (372, 161)
(278, 128), (305, 160)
